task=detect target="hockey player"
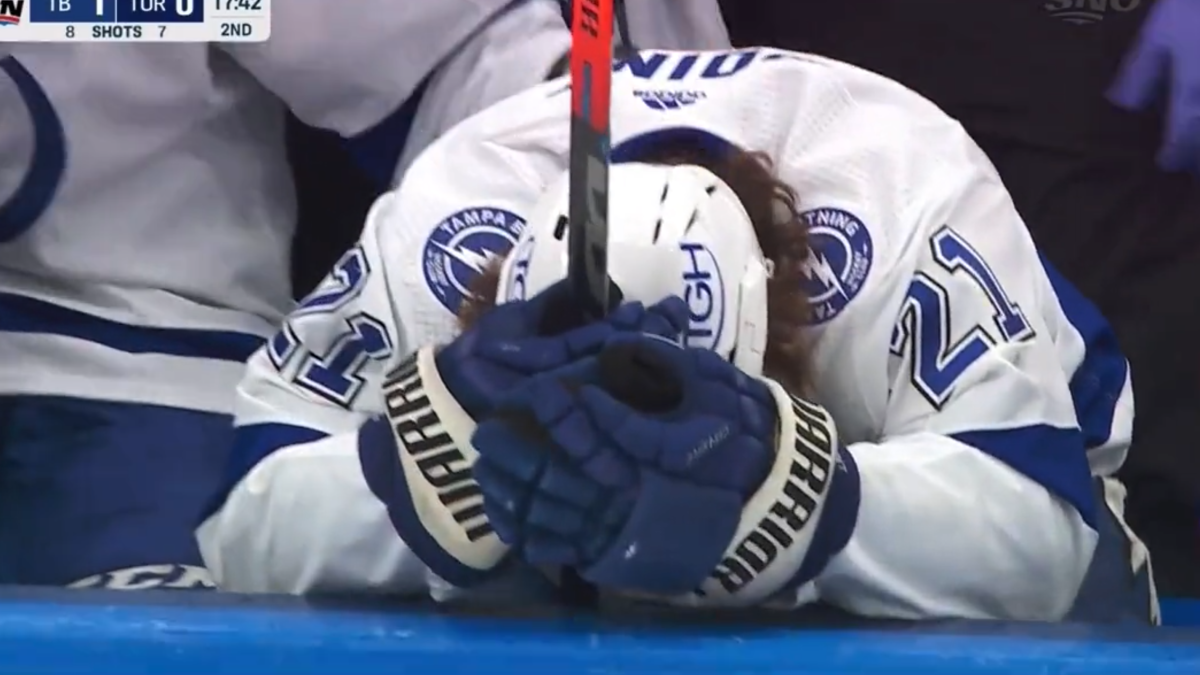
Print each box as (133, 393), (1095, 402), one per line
(0, 1), (730, 590)
(717, 0), (1200, 597)
(197, 47), (1155, 623)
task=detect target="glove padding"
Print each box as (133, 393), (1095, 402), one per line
(363, 282), (688, 589)
(472, 331), (851, 605)
(435, 279), (681, 419)
(1108, 0), (1200, 173)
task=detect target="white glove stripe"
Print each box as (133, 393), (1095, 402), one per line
(380, 347), (507, 571)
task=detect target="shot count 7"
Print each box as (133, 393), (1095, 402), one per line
(0, 0), (270, 41)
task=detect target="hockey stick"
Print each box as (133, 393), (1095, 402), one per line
(567, 0), (615, 319)
(557, 0), (617, 607)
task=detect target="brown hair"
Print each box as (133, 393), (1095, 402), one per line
(456, 140), (814, 395)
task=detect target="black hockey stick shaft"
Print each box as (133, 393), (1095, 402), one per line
(567, 0), (614, 319)
(559, 0), (617, 608)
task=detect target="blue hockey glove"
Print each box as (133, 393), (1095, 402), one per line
(358, 281), (688, 590)
(435, 279), (683, 419)
(1108, 0), (1200, 173)
(471, 331), (860, 606)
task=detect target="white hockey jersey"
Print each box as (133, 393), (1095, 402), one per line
(0, 0), (571, 413)
(197, 48), (1138, 620)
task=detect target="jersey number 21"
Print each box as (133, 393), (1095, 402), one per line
(268, 246), (393, 408)
(890, 226), (1034, 408)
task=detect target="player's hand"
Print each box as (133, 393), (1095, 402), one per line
(362, 282), (688, 590)
(1108, 0), (1200, 173)
(435, 279), (685, 419)
(471, 331), (861, 605)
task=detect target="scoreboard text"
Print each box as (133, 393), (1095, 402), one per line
(31, 0), (205, 23)
(0, 0), (269, 41)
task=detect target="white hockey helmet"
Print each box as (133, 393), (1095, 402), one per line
(495, 162), (771, 376)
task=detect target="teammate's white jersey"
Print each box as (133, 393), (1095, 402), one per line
(624, 0), (729, 51)
(198, 48), (1138, 620)
(0, 0), (571, 413)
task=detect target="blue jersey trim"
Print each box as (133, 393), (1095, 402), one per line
(0, 292), (265, 362)
(1039, 256), (1129, 451)
(200, 422), (329, 523)
(951, 425), (1097, 528)
(341, 78), (429, 188)
(946, 259), (1128, 529)
(224, 422), (329, 486)
(0, 57), (66, 243)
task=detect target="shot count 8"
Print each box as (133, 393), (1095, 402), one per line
(0, 0), (269, 41)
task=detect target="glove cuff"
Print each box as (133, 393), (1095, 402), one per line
(691, 379), (844, 606)
(360, 347), (508, 588)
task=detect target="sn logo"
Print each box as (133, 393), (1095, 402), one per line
(1044, 0), (1143, 25)
(0, 0), (24, 24)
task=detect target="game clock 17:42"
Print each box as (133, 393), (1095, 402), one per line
(215, 0), (260, 10)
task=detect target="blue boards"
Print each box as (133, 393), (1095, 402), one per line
(0, 587), (1197, 674)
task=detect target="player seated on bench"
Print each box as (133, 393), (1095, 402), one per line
(196, 47), (1157, 624)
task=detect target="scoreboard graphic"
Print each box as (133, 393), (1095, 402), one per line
(0, 0), (269, 42)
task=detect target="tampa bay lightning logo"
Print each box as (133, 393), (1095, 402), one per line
(0, 56), (67, 242)
(422, 207), (526, 313)
(801, 207), (873, 324)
